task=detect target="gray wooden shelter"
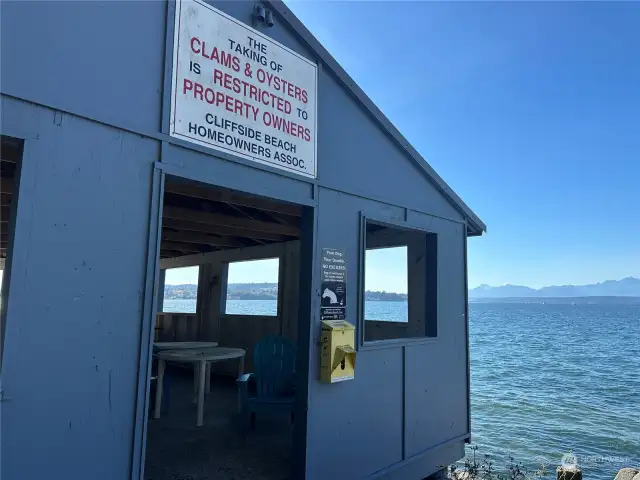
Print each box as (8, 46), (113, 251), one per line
(0, 1), (485, 479)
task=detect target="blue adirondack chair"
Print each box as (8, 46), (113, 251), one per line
(237, 335), (297, 429)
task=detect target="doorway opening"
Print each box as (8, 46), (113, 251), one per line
(143, 176), (308, 480)
(0, 135), (24, 368)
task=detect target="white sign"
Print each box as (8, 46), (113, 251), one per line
(170, 0), (318, 178)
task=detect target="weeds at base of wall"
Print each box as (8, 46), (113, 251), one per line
(443, 445), (550, 480)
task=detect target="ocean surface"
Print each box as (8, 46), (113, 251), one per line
(163, 298), (640, 479)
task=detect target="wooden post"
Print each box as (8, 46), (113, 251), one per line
(238, 354), (245, 413)
(153, 359), (165, 419)
(422, 467), (447, 480)
(557, 465), (582, 480)
(197, 360), (206, 426)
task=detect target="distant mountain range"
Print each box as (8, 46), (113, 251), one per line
(165, 278), (640, 301)
(469, 277), (640, 299)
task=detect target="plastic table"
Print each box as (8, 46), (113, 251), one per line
(153, 342), (220, 393)
(153, 347), (246, 426)
(153, 341), (219, 350)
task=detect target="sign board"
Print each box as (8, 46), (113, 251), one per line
(320, 248), (347, 321)
(170, 0), (318, 178)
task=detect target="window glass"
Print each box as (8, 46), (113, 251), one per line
(363, 220), (437, 342)
(163, 266), (199, 313)
(365, 247), (408, 322)
(224, 258), (279, 316)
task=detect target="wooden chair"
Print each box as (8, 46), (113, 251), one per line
(237, 335), (297, 429)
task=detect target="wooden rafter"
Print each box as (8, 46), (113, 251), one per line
(162, 229), (246, 248)
(162, 218), (289, 242)
(1, 193), (11, 207)
(0, 143), (21, 164)
(164, 181), (302, 217)
(160, 250), (183, 258)
(163, 206), (299, 237)
(160, 240), (206, 254)
(1, 178), (14, 195)
(1, 207), (11, 223)
(223, 204), (271, 244)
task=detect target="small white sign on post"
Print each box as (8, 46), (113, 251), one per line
(170, 0), (318, 178)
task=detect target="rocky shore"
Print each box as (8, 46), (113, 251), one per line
(615, 468), (640, 480)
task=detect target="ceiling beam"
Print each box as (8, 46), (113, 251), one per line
(160, 240), (206, 254)
(1, 207), (11, 223)
(164, 181), (302, 217)
(160, 250), (184, 259)
(162, 218), (288, 242)
(1, 178), (14, 195)
(163, 206), (299, 237)
(162, 229), (246, 248)
(0, 145), (21, 164)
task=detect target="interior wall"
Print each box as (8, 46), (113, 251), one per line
(155, 313), (198, 342)
(216, 315), (281, 374)
(161, 241), (301, 375)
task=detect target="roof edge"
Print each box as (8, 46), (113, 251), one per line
(264, 0), (487, 235)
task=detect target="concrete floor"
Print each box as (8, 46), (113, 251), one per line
(144, 367), (293, 480)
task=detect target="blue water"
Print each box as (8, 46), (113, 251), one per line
(163, 299), (410, 320)
(469, 302), (639, 479)
(163, 299), (640, 478)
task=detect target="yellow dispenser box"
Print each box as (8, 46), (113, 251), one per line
(320, 320), (356, 383)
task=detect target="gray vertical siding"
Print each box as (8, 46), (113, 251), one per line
(306, 188), (468, 479)
(1, 1), (475, 478)
(161, 144), (315, 207)
(403, 224), (468, 455)
(0, 1), (166, 133)
(0, 98), (158, 479)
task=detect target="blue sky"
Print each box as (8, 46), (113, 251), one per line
(285, 0), (640, 289)
(165, 1), (639, 291)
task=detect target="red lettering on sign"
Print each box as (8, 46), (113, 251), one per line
(190, 37), (240, 72)
(234, 98), (244, 116)
(190, 37), (201, 54)
(213, 69), (223, 86)
(183, 78), (193, 94)
(194, 82), (204, 100)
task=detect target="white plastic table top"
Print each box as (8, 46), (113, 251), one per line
(156, 347), (245, 363)
(153, 341), (218, 350)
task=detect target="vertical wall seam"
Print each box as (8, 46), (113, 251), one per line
(160, 0), (176, 135)
(464, 224), (471, 442)
(402, 344), (407, 460)
(130, 168), (165, 480)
